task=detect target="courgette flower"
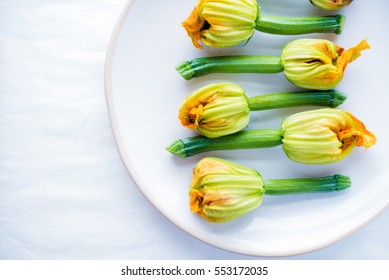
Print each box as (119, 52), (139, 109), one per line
(182, 0), (259, 49)
(178, 83), (347, 138)
(281, 109), (376, 164)
(190, 157), (351, 223)
(167, 108), (376, 164)
(281, 38), (370, 90)
(176, 39), (369, 90)
(310, 0), (353, 11)
(182, 0), (344, 49)
(179, 83), (250, 138)
(190, 157), (264, 223)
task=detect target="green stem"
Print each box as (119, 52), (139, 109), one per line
(176, 56), (283, 80)
(263, 174), (351, 195)
(248, 89), (347, 111)
(256, 14), (344, 35)
(166, 129), (282, 158)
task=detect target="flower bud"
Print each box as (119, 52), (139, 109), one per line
(281, 108), (376, 164)
(281, 39), (370, 90)
(310, 0), (353, 11)
(190, 157), (264, 223)
(178, 83), (250, 138)
(182, 0), (259, 49)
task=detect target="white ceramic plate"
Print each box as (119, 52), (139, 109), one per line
(105, 0), (389, 256)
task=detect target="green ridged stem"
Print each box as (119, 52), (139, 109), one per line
(256, 14), (344, 35)
(248, 89), (347, 111)
(263, 174), (351, 195)
(176, 56), (283, 80)
(166, 129), (282, 158)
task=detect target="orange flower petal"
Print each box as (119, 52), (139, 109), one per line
(189, 189), (206, 218)
(343, 111), (376, 148)
(181, 1), (206, 49)
(336, 39), (370, 73)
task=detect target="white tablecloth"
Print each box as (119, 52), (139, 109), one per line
(1, 0), (388, 260)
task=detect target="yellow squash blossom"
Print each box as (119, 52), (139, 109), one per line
(189, 157), (264, 223)
(310, 0), (353, 11)
(189, 157), (351, 223)
(178, 83), (347, 138)
(182, 0), (258, 49)
(281, 38), (370, 90)
(182, 0), (344, 49)
(178, 83), (250, 138)
(167, 109), (376, 164)
(281, 108), (376, 164)
(176, 38), (369, 90)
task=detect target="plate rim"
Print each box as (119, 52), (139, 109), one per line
(104, 0), (389, 257)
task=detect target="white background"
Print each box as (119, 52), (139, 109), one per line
(0, 0), (388, 260)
